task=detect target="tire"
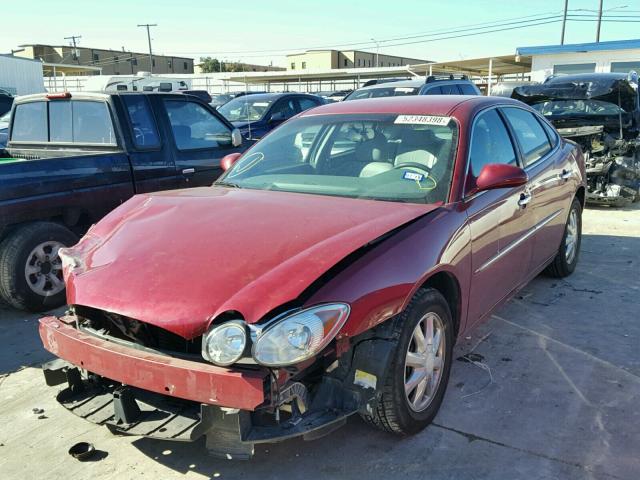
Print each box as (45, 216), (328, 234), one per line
(361, 288), (454, 435)
(545, 197), (582, 278)
(0, 222), (78, 312)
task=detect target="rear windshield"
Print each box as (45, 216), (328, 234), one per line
(10, 99), (116, 145)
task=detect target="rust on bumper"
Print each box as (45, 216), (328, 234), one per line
(39, 316), (267, 411)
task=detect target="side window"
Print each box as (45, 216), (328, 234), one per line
(459, 83), (478, 95)
(269, 99), (297, 120)
(424, 86), (442, 95)
(501, 108), (551, 166)
(468, 109), (517, 191)
(538, 117), (559, 147)
(122, 95), (160, 148)
(440, 84), (461, 95)
(11, 102), (47, 142)
(72, 101), (116, 144)
(164, 100), (230, 150)
(297, 97), (320, 113)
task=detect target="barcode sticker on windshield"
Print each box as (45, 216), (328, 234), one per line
(253, 102), (270, 107)
(394, 87), (415, 93)
(394, 115), (450, 126)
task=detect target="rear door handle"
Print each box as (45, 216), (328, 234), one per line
(518, 192), (532, 208)
(560, 169), (573, 181)
(182, 168), (195, 175)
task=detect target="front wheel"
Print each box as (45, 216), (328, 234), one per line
(0, 222), (78, 311)
(361, 288), (454, 435)
(545, 197), (582, 278)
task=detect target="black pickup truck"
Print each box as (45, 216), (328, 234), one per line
(0, 91), (245, 311)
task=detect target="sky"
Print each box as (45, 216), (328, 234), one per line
(1, 0), (639, 66)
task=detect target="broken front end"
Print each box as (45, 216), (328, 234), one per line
(513, 75), (640, 206)
(557, 125), (640, 206)
(39, 306), (394, 459)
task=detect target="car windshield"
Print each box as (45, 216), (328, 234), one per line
(531, 99), (626, 116)
(218, 97), (273, 122)
(219, 114), (458, 204)
(347, 86), (420, 101)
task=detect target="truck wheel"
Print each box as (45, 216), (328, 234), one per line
(545, 197), (582, 278)
(0, 222), (78, 312)
(361, 288), (454, 435)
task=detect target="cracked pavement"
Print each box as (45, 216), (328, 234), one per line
(0, 203), (638, 480)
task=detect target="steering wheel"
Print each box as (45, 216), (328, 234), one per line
(133, 126), (145, 146)
(393, 162), (432, 174)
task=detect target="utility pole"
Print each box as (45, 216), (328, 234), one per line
(64, 35), (82, 63)
(137, 23), (157, 73)
(596, 0), (604, 42)
(560, 0), (569, 45)
(371, 38), (380, 67)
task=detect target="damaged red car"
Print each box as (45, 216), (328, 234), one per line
(39, 95), (586, 459)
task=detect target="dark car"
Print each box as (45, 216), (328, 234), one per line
(513, 72), (640, 206)
(217, 92), (325, 139)
(345, 75), (481, 101)
(40, 95), (585, 459)
(0, 91), (245, 311)
(0, 111), (9, 149)
(0, 90), (14, 117)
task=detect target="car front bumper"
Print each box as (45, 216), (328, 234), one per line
(39, 315), (268, 410)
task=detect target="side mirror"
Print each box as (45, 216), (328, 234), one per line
(221, 152), (242, 171)
(231, 128), (243, 147)
(476, 163), (528, 191)
(269, 111), (286, 123)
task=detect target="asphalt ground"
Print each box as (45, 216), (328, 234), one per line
(0, 203), (638, 480)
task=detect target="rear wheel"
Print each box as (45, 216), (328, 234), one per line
(0, 222), (78, 311)
(361, 288), (454, 435)
(545, 197), (582, 278)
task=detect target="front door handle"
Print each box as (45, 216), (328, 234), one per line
(182, 168), (195, 175)
(518, 192), (532, 208)
(560, 169), (573, 181)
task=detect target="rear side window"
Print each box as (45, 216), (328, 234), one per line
(11, 102), (47, 142)
(459, 83), (478, 95)
(297, 97), (320, 112)
(164, 100), (231, 150)
(501, 107), (551, 166)
(468, 109), (517, 191)
(424, 86), (442, 95)
(122, 95), (160, 148)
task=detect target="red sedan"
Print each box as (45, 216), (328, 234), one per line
(39, 95), (585, 459)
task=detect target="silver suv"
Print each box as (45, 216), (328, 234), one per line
(345, 75), (481, 100)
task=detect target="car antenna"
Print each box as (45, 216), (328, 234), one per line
(245, 75), (252, 140)
(618, 87), (623, 141)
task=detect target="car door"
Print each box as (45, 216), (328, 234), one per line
(463, 108), (536, 326)
(500, 107), (569, 273)
(120, 94), (180, 193)
(162, 97), (243, 187)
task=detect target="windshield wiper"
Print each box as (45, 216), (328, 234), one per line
(215, 181), (242, 188)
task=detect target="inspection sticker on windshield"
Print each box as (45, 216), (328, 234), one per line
(403, 171), (424, 182)
(394, 115), (450, 126)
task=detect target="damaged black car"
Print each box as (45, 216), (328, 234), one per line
(513, 72), (640, 206)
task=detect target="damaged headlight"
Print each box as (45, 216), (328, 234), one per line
(253, 303), (350, 367)
(202, 321), (247, 366)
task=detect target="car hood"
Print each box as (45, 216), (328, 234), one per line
(65, 187), (439, 339)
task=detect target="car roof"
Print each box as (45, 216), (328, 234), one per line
(298, 95), (521, 118)
(355, 79), (425, 91)
(227, 92), (316, 101)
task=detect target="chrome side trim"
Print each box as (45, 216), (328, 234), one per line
(475, 208), (564, 274)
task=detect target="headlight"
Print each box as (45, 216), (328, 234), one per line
(253, 303), (350, 367)
(202, 321), (247, 366)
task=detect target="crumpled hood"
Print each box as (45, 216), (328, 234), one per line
(65, 187), (439, 339)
